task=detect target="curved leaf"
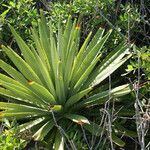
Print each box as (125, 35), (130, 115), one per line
(65, 114), (90, 125)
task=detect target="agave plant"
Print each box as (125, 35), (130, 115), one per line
(0, 14), (132, 149)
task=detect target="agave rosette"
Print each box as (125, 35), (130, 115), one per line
(0, 14), (132, 148)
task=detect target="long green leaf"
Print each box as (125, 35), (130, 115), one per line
(0, 60), (27, 85)
(0, 102), (48, 112)
(71, 31), (92, 80)
(0, 74), (48, 107)
(72, 54), (101, 93)
(77, 84), (132, 108)
(27, 81), (56, 105)
(54, 130), (64, 150)
(91, 54), (131, 87)
(65, 87), (92, 108)
(65, 114), (90, 125)
(82, 42), (131, 89)
(2, 46), (42, 84)
(55, 61), (66, 104)
(71, 30), (112, 88)
(83, 122), (102, 136)
(9, 26), (43, 76)
(33, 119), (54, 141)
(112, 133), (125, 147)
(85, 27), (105, 55)
(19, 117), (46, 132)
(31, 47), (56, 96)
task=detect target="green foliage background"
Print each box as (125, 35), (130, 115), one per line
(0, 0), (149, 149)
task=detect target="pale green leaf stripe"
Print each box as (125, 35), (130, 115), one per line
(49, 24), (60, 82)
(28, 81), (56, 105)
(0, 74), (52, 107)
(85, 28), (105, 55)
(31, 27), (51, 77)
(0, 112), (47, 120)
(40, 12), (50, 37)
(1, 58), (53, 98)
(79, 90), (109, 107)
(64, 19), (77, 62)
(73, 54), (101, 93)
(19, 117), (46, 132)
(31, 47), (56, 96)
(82, 42), (130, 89)
(9, 25), (35, 60)
(0, 84), (46, 107)
(33, 119), (54, 141)
(64, 41), (76, 91)
(0, 73), (27, 89)
(0, 60), (28, 85)
(71, 30), (112, 87)
(97, 41), (128, 70)
(0, 84), (44, 108)
(54, 131), (64, 150)
(71, 31), (92, 78)
(77, 84), (131, 108)
(30, 46), (53, 89)
(92, 54), (131, 87)
(0, 78), (30, 98)
(59, 16), (72, 73)
(65, 114), (90, 124)
(0, 102), (49, 112)
(6, 109), (46, 114)
(0, 88), (19, 100)
(57, 19), (63, 61)
(9, 26), (40, 75)
(2, 46), (42, 84)
(83, 29), (112, 63)
(65, 87), (92, 108)
(46, 23), (56, 82)
(0, 87), (46, 108)
(31, 27), (47, 63)
(64, 25), (80, 86)
(32, 14), (51, 71)
(55, 61), (66, 104)
(38, 18), (51, 69)
(0, 80), (53, 108)
(112, 84), (132, 97)
(63, 15), (72, 60)
(50, 36), (60, 81)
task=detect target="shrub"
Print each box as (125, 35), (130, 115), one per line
(0, 13), (133, 149)
(0, 118), (27, 150)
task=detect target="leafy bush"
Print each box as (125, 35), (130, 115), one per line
(0, 0), (39, 46)
(0, 14), (133, 149)
(0, 119), (27, 150)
